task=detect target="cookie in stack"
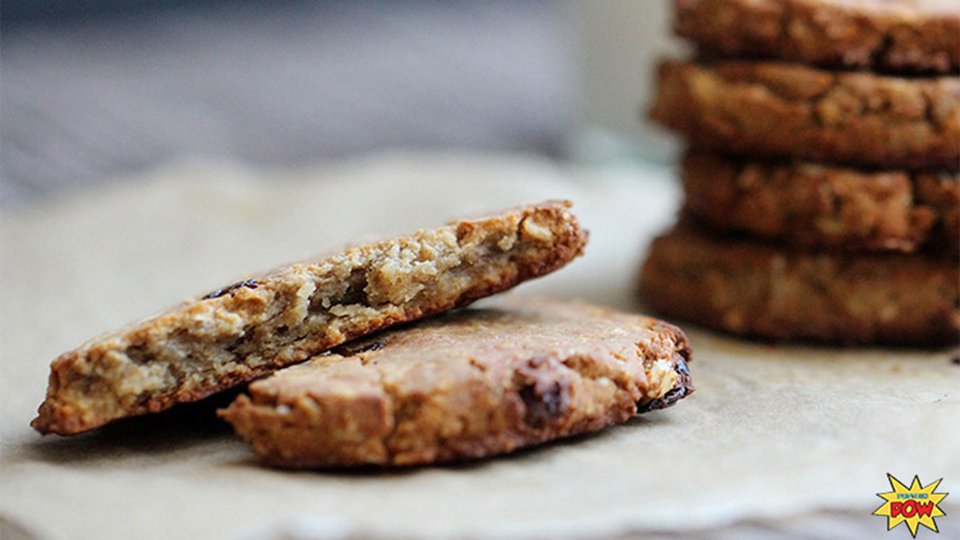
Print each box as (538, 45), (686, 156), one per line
(641, 0), (960, 346)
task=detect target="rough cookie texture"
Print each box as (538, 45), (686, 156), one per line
(640, 225), (960, 346)
(916, 171), (960, 255)
(681, 150), (960, 254)
(649, 60), (960, 169)
(220, 297), (693, 468)
(33, 201), (588, 435)
(674, 0), (960, 73)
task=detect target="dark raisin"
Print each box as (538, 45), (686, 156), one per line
(520, 379), (570, 427)
(202, 278), (259, 300)
(337, 341), (385, 356)
(125, 344), (150, 365)
(637, 358), (694, 413)
(225, 332), (252, 353)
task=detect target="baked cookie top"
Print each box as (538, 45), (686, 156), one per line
(649, 59), (960, 169)
(640, 224), (960, 346)
(681, 150), (959, 254)
(675, 0), (960, 73)
(33, 201), (588, 435)
(220, 297), (693, 467)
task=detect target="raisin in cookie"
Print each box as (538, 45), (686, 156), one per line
(640, 224), (959, 346)
(220, 297), (693, 468)
(33, 201), (588, 435)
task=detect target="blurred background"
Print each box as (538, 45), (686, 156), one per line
(1, 0), (682, 208)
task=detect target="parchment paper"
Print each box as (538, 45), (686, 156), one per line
(2, 152), (958, 540)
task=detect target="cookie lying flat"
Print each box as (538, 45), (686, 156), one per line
(220, 297), (693, 468)
(674, 0), (960, 73)
(682, 151), (960, 254)
(33, 202), (587, 435)
(640, 225), (960, 346)
(649, 60), (960, 169)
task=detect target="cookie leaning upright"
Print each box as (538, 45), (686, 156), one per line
(33, 201), (588, 435)
(640, 0), (959, 346)
(220, 297), (693, 468)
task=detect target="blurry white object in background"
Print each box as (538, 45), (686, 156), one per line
(570, 0), (686, 164)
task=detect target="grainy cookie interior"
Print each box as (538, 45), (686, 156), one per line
(34, 202), (587, 435)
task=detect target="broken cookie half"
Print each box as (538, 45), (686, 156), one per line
(34, 201), (587, 435)
(220, 297), (693, 468)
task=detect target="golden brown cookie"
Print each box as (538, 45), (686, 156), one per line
(33, 202), (588, 435)
(681, 150), (959, 254)
(220, 297), (693, 468)
(640, 224), (960, 346)
(674, 0), (960, 73)
(649, 59), (960, 169)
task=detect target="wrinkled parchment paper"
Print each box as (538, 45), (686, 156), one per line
(2, 153), (958, 540)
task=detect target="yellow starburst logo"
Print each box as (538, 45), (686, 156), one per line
(874, 474), (948, 537)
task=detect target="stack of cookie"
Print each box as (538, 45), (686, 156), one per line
(641, 0), (960, 346)
(32, 202), (694, 468)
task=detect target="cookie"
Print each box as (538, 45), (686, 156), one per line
(916, 170), (960, 255)
(33, 201), (588, 435)
(220, 297), (693, 468)
(674, 0), (960, 73)
(649, 60), (960, 169)
(681, 150), (960, 253)
(639, 225), (959, 346)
